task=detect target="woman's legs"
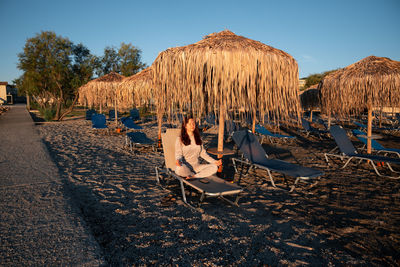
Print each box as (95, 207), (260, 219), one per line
(175, 164), (194, 177)
(192, 164), (218, 178)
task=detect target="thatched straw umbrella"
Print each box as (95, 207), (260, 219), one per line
(300, 85), (320, 122)
(152, 30), (300, 154)
(78, 72), (125, 124)
(319, 55), (400, 153)
(119, 67), (153, 109)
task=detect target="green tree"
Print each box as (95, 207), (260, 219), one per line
(101, 46), (120, 75)
(303, 69), (338, 89)
(96, 43), (147, 77)
(17, 31), (94, 120)
(119, 42), (147, 76)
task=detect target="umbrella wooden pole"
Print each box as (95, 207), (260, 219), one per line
(310, 110), (313, 122)
(217, 104), (226, 174)
(114, 94), (118, 126)
(252, 112), (256, 133)
(367, 106), (373, 154)
(327, 110), (331, 129)
(217, 106), (225, 153)
(157, 114), (163, 148)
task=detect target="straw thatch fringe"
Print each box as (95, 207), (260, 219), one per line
(119, 67), (153, 109)
(319, 56), (400, 116)
(78, 72), (125, 110)
(152, 30), (300, 122)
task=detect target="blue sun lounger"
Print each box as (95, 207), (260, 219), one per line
(301, 118), (328, 139)
(130, 108), (140, 121)
(85, 109), (97, 120)
(91, 114), (109, 133)
(108, 110), (120, 121)
(324, 125), (400, 179)
(121, 117), (143, 130)
(352, 130), (400, 158)
(255, 124), (296, 144)
(125, 131), (155, 152)
(232, 130), (323, 192)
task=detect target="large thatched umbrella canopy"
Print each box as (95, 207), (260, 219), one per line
(119, 67), (153, 109)
(78, 72), (125, 113)
(152, 30), (300, 151)
(319, 55), (400, 152)
(300, 85), (320, 121)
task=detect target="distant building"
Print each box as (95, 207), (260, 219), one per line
(299, 79), (306, 90)
(0, 82), (17, 104)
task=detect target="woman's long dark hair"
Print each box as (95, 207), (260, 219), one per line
(180, 116), (202, 146)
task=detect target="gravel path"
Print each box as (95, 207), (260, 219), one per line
(0, 104), (104, 266)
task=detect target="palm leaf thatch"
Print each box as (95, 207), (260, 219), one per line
(119, 67), (153, 109)
(319, 55), (400, 153)
(152, 30), (300, 145)
(319, 56), (400, 116)
(300, 85), (320, 111)
(78, 72), (125, 110)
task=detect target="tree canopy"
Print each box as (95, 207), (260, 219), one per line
(95, 42), (147, 77)
(15, 31), (146, 121)
(302, 69), (338, 90)
(17, 31), (95, 120)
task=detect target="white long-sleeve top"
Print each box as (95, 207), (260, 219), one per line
(175, 135), (216, 167)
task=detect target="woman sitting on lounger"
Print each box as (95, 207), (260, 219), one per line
(175, 116), (222, 180)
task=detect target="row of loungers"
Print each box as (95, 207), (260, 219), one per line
(90, 113), (156, 152)
(88, 111), (399, 210)
(156, 126), (400, 210)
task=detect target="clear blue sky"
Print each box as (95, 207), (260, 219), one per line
(1, 0), (399, 84)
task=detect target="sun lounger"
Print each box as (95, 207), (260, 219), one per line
(155, 128), (243, 209)
(324, 125), (400, 179)
(352, 130), (400, 158)
(125, 131), (155, 152)
(91, 114), (109, 133)
(232, 130), (323, 192)
(85, 109), (97, 120)
(225, 120), (239, 141)
(301, 118), (328, 139)
(121, 117), (143, 130)
(255, 124), (296, 144)
(354, 120), (393, 132)
(108, 110), (120, 121)
(130, 108), (140, 121)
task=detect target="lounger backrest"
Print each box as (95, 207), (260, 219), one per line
(354, 121), (366, 128)
(355, 135), (385, 150)
(85, 109), (96, 120)
(130, 109), (140, 120)
(330, 125), (357, 155)
(161, 128), (181, 171)
(92, 114), (106, 126)
(127, 132), (153, 144)
(122, 117), (142, 129)
(255, 125), (271, 135)
(301, 118), (312, 131)
(232, 130), (267, 164)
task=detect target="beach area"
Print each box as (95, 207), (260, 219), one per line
(25, 112), (400, 266)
